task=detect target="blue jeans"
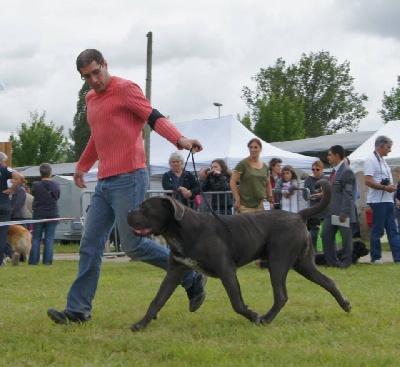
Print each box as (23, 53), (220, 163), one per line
(66, 169), (196, 315)
(0, 204), (11, 264)
(369, 202), (400, 262)
(29, 215), (58, 265)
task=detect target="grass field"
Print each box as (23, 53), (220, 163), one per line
(2, 247), (400, 367)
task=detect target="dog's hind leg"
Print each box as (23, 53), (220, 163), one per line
(219, 269), (260, 323)
(131, 266), (185, 332)
(292, 256), (351, 313)
(259, 262), (290, 324)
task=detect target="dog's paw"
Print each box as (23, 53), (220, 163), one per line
(130, 320), (148, 332)
(342, 300), (351, 313)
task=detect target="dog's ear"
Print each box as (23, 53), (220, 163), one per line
(163, 196), (185, 221)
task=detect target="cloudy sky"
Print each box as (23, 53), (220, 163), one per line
(1, 0), (399, 143)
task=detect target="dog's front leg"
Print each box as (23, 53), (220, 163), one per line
(220, 269), (260, 323)
(131, 265), (184, 332)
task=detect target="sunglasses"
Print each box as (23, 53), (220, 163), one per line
(312, 168), (321, 171)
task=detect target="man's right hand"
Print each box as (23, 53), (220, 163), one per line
(74, 169), (87, 189)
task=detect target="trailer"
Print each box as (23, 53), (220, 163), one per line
(52, 175), (96, 243)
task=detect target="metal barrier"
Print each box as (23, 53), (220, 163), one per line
(78, 188), (309, 257)
(147, 190), (234, 214)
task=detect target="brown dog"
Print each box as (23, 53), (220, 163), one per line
(7, 225), (32, 261)
(127, 179), (351, 331)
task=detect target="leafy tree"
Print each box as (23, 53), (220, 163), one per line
(378, 80), (400, 123)
(253, 94), (305, 142)
(242, 51), (368, 138)
(237, 112), (252, 131)
(70, 82), (91, 160)
(9, 111), (73, 166)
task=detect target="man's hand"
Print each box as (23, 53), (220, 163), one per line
(177, 137), (203, 152)
(384, 184), (397, 193)
(74, 169), (87, 189)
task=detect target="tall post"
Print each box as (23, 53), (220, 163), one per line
(144, 31), (153, 175)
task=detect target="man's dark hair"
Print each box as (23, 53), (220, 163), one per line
(329, 145), (345, 160)
(76, 49), (104, 73)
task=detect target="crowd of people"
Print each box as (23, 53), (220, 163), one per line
(2, 48), (400, 329)
(1, 153), (60, 266)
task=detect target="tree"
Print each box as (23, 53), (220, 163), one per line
(9, 111), (73, 166)
(378, 79), (400, 123)
(253, 94), (305, 142)
(237, 112), (252, 131)
(69, 82), (91, 160)
(242, 51), (368, 138)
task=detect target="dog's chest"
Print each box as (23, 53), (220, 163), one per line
(166, 235), (208, 274)
(173, 255), (200, 269)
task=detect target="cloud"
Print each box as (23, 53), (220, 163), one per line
(337, 0), (400, 39)
(1, 0), (399, 143)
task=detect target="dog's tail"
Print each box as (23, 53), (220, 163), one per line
(299, 179), (332, 222)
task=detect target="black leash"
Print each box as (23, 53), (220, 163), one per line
(179, 151), (232, 232)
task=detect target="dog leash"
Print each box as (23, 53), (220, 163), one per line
(179, 151), (231, 232)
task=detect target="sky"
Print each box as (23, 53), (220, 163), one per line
(1, 0), (399, 143)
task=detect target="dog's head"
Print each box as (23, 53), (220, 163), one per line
(127, 196), (186, 237)
(352, 240), (369, 263)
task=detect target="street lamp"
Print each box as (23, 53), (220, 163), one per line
(213, 102), (223, 118)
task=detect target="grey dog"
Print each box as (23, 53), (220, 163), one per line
(127, 179), (351, 331)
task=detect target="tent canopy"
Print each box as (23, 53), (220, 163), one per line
(149, 115), (317, 175)
(348, 120), (400, 173)
(271, 130), (376, 163)
(18, 115), (317, 179)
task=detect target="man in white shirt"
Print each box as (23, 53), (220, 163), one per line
(364, 135), (400, 263)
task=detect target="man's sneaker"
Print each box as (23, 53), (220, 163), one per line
(11, 252), (20, 266)
(186, 273), (207, 312)
(47, 309), (91, 325)
(371, 259), (383, 264)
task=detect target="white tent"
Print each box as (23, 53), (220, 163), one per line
(348, 120), (400, 174)
(149, 115), (317, 176)
(17, 115), (317, 183)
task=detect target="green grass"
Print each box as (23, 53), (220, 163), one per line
(53, 243), (80, 253)
(2, 258), (400, 366)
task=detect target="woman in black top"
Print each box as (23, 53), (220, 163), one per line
(201, 159), (233, 215)
(29, 163), (60, 265)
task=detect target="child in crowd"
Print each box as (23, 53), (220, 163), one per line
(274, 165), (298, 213)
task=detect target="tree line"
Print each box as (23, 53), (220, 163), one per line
(8, 50), (400, 167)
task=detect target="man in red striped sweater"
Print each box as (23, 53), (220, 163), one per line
(48, 49), (206, 325)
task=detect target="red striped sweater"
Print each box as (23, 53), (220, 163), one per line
(76, 76), (182, 179)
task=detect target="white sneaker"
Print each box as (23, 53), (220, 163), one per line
(371, 259), (383, 264)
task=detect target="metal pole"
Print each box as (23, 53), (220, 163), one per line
(144, 31), (153, 176)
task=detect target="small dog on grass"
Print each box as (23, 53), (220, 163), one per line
(315, 240), (369, 266)
(7, 225), (32, 261)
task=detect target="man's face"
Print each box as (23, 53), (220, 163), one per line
(327, 150), (340, 166)
(80, 60), (111, 93)
(380, 143), (392, 157)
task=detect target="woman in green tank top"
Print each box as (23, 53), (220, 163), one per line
(230, 138), (274, 213)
